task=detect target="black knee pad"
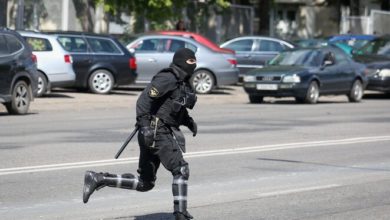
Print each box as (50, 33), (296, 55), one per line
(173, 164), (189, 180)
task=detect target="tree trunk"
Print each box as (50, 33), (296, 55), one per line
(381, 0), (390, 11)
(350, 0), (360, 16)
(258, 0), (270, 35)
(0, 0), (7, 27)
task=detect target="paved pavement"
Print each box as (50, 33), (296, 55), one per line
(1, 86), (390, 219)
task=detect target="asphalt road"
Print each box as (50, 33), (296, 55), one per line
(1, 86), (390, 220)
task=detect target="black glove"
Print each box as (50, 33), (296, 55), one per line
(187, 119), (197, 137)
(138, 126), (154, 147)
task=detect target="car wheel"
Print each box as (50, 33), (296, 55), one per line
(5, 80), (31, 115)
(304, 81), (319, 104)
(348, 80), (363, 102)
(249, 95), (264, 104)
(88, 69), (114, 94)
(190, 70), (214, 94)
(36, 72), (48, 97)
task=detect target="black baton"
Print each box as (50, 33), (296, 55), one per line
(115, 126), (139, 159)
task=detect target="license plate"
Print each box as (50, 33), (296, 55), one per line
(256, 84), (278, 90)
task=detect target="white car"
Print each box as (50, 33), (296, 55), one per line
(19, 31), (76, 96)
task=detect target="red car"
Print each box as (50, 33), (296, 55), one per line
(157, 31), (235, 54)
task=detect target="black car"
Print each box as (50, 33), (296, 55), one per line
(0, 28), (39, 114)
(352, 35), (390, 94)
(47, 32), (137, 94)
(243, 46), (368, 104)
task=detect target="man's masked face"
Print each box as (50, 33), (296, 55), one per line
(172, 48), (197, 78)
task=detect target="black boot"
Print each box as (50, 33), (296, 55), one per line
(83, 171), (105, 203)
(174, 211), (193, 220)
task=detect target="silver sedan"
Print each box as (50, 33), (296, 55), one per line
(127, 35), (239, 94)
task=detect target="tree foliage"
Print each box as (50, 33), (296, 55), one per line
(94, 0), (230, 25)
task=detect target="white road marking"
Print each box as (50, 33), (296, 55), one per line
(1, 135), (390, 176)
(256, 184), (340, 198)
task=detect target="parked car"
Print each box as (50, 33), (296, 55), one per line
(127, 35), (239, 94)
(329, 34), (375, 49)
(352, 35), (390, 93)
(242, 45), (368, 104)
(329, 34), (376, 56)
(45, 31), (137, 94)
(294, 38), (328, 48)
(0, 28), (39, 114)
(157, 31), (235, 54)
(18, 31), (76, 96)
(220, 36), (295, 81)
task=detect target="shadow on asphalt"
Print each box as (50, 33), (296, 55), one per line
(40, 93), (74, 98)
(247, 100), (347, 105)
(363, 93), (390, 99)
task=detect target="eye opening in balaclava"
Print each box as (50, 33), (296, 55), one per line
(172, 48), (197, 78)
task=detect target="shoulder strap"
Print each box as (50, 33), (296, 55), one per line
(158, 67), (183, 83)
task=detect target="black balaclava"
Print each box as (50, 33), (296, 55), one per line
(172, 48), (197, 80)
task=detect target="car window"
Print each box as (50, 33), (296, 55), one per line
(4, 34), (23, 53)
(0, 35), (8, 55)
(162, 39), (196, 52)
(57, 36), (88, 53)
(24, 37), (52, 51)
(258, 40), (284, 52)
(86, 37), (121, 54)
(224, 39), (253, 52)
(134, 39), (159, 51)
(332, 49), (349, 64)
(269, 49), (322, 67)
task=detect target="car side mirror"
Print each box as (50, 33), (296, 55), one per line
(129, 48), (135, 54)
(324, 60), (333, 66)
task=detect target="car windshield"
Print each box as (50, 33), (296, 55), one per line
(357, 38), (390, 55)
(269, 49), (321, 67)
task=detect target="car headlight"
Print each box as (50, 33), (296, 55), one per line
(243, 75), (256, 82)
(378, 69), (390, 77)
(282, 74), (301, 83)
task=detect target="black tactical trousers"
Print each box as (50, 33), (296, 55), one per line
(137, 125), (188, 184)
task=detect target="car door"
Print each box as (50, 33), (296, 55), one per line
(132, 38), (164, 83)
(317, 50), (340, 93)
(57, 35), (92, 87)
(331, 48), (355, 92)
(0, 34), (13, 95)
(253, 39), (284, 67)
(222, 39), (254, 74)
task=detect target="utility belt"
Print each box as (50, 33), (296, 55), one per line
(149, 116), (186, 152)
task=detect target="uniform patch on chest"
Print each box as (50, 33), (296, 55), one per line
(149, 87), (159, 97)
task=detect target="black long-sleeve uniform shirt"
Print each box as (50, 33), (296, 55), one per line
(136, 65), (193, 128)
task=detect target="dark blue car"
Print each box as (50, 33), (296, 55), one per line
(242, 45), (368, 104)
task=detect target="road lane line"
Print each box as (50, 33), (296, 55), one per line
(1, 135), (390, 176)
(256, 184), (340, 198)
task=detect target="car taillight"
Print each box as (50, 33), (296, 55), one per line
(31, 54), (37, 63)
(228, 59), (237, 66)
(129, 57), (137, 70)
(64, 54), (73, 63)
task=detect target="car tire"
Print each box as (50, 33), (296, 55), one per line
(190, 70), (214, 94)
(5, 80), (31, 115)
(88, 69), (114, 94)
(348, 80), (363, 102)
(36, 72), (48, 97)
(249, 95), (264, 104)
(304, 81), (319, 104)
